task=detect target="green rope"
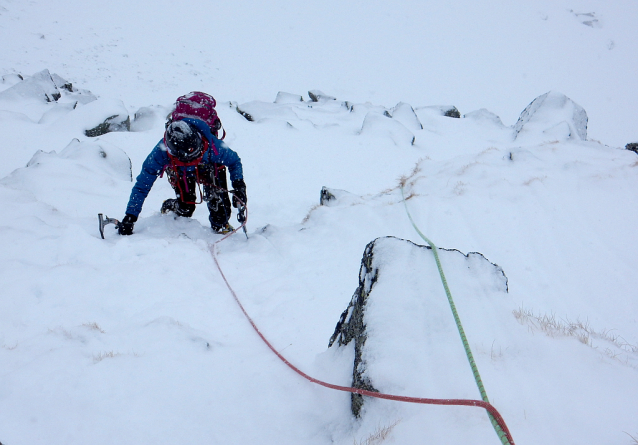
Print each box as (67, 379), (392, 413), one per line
(400, 186), (511, 445)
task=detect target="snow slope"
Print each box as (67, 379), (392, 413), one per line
(1, 0), (637, 444)
(1, 0), (637, 147)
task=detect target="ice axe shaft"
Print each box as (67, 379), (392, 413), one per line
(98, 213), (120, 239)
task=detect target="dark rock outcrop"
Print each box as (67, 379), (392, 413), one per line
(235, 104), (254, 122)
(319, 186), (365, 207)
(625, 143), (638, 154)
(414, 105), (461, 119)
(328, 239), (380, 417)
(329, 236), (508, 417)
(443, 106), (461, 118)
(85, 114), (131, 137)
(308, 90), (336, 102)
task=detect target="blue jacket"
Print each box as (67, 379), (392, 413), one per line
(125, 118), (243, 217)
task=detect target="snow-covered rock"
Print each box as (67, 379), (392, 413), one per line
(274, 91), (304, 104)
(1, 138), (132, 215)
(130, 105), (170, 132)
(308, 90), (337, 102)
(625, 142), (638, 154)
(415, 105), (461, 119)
(0, 69), (96, 106)
(0, 69), (63, 103)
(319, 186), (364, 207)
(329, 236), (508, 417)
(513, 91), (588, 142)
(359, 111), (415, 145)
(83, 99), (131, 137)
(43, 97), (131, 137)
(389, 102), (423, 131)
(462, 108), (506, 128)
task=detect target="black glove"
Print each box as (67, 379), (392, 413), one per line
(118, 214), (137, 235)
(231, 179), (247, 208)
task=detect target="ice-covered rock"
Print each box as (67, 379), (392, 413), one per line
(513, 91), (588, 142)
(329, 236), (508, 417)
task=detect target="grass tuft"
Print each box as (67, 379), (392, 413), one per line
(398, 160), (425, 189)
(82, 322), (105, 333)
(354, 420), (400, 445)
(93, 351), (121, 363)
(514, 305), (638, 367)
(302, 204), (321, 223)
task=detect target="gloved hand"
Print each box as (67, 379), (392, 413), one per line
(118, 214), (137, 235)
(231, 179), (247, 208)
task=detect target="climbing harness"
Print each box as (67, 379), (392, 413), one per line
(400, 185), (513, 445)
(210, 198), (515, 445)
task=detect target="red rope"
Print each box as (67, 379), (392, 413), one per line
(210, 230), (515, 445)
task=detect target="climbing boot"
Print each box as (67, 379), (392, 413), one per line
(213, 223), (234, 234)
(161, 199), (179, 214)
(161, 199), (195, 217)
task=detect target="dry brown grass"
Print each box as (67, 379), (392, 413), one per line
(92, 351), (121, 363)
(82, 322), (105, 333)
(523, 176), (547, 186)
(398, 159), (425, 189)
(353, 420), (400, 445)
(302, 204), (321, 223)
(514, 306), (638, 366)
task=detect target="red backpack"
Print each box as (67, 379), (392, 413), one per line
(169, 91), (225, 140)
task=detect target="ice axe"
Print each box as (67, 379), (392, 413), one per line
(237, 205), (248, 239)
(231, 188), (248, 239)
(98, 213), (120, 239)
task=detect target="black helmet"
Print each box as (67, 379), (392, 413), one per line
(165, 121), (204, 163)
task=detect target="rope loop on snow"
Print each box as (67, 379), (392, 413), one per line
(400, 185), (513, 445)
(209, 203), (515, 445)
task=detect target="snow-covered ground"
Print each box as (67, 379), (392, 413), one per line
(1, 0), (637, 444)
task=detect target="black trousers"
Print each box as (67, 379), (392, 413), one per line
(169, 165), (232, 229)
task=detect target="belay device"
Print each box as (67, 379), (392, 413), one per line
(98, 214), (120, 239)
